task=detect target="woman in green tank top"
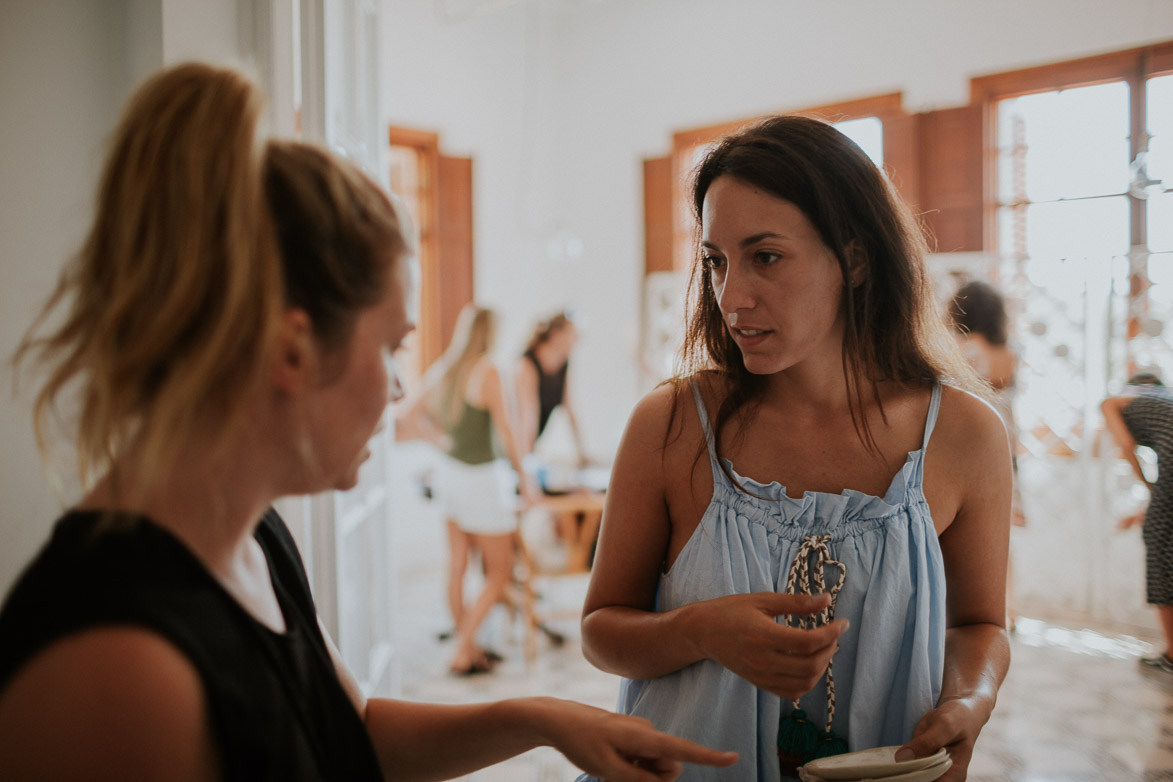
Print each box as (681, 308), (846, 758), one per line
(399, 305), (539, 675)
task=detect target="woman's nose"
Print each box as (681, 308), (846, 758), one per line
(717, 264), (753, 313)
(388, 373), (405, 403)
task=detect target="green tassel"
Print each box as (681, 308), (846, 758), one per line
(813, 729), (848, 759)
(777, 708), (819, 758)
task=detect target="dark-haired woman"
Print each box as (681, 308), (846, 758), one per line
(948, 280), (1023, 525)
(580, 116), (1011, 781)
(516, 311), (589, 466)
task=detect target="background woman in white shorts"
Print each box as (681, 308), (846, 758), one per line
(400, 305), (538, 675)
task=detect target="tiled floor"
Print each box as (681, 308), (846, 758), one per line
(393, 510), (1173, 781)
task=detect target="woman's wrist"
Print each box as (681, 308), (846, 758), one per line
(496, 696), (566, 748)
(669, 602), (709, 663)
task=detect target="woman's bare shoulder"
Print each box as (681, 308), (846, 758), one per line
(626, 373), (723, 450)
(934, 384), (1012, 462)
(0, 627), (216, 780)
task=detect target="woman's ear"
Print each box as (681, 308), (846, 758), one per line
(845, 241), (868, 288)
(271, 309), (318, 395)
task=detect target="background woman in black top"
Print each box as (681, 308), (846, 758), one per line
(516, 311), (590, 467)
(0, 62), (736, 781)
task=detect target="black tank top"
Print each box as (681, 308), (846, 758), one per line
(524, 349), (568, 439)
(0, 509), (383, 781)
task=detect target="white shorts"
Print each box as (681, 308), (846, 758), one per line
(433, 457), (518, 536)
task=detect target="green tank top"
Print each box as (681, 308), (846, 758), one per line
(446, 400), (497, 465)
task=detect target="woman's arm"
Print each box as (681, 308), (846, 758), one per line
(560, 365), (589, 466)
(1102, 395), (1149, 486)
(318, 612), (738, 780)
(514, 357), (541, 457)
(392, 387), (451, 450)
(899, 390), (1012, 779)
(0, 628), (219, 781)
(364, 696), (736, 782)
(478, 359), (538, 502)
(580, 385), (844, 695)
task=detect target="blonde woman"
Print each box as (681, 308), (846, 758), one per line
(400, 304), (538, 675)
(0, 62), (736, 781)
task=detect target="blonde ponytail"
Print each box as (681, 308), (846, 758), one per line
(15, 62), (282, 493)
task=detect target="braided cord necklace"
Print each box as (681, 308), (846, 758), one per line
(777, 534), (848, 775)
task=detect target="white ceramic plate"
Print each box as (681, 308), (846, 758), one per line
(799, 757), (951, 782)
(801, 746), (949, 780)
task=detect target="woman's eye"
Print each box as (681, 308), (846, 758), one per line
(703, 254), (726, 270)
(755, 251), (781, 265)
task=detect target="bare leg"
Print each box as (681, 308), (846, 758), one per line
(568, 510), (603, 573)
(445, 519), (471, 632)
(450, 532), (514, 672)
(1157, 604), (1173, 656)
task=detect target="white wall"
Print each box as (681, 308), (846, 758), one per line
(0, 1), (133, 596)
(383, 0), (1173, 464)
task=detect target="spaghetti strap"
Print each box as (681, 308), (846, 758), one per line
(689, 381), (721, 471)
(921, 383), (943, 450)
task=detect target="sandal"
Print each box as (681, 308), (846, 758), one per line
(449, 659), (494, 677)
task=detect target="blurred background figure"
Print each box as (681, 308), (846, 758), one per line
(514, 311), (610, 575)
(949, 281), (1026, 528)
(1101, 373), (1173, 672)
(949, 279), (1026, 632)
(397, 304), (537, 675)
(515, 311), (589, 470)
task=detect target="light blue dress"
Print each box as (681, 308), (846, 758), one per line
(581, 382), (946, 782)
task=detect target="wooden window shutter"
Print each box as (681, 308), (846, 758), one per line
(643, 155), (674, 275)
(915, 104), (985, 252)
(435, 155), (475, 359)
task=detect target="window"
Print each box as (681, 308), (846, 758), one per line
(975, 44), (1173, 459)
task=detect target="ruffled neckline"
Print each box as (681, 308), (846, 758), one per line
(718, 446), (925, 528)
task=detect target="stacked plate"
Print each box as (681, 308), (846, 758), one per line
(797, 746), (951, 782)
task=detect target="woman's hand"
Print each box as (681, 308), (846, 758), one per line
(895, 694), (994, 781)
(534, 698), (737, 782)
(685, 592), (847, 699)
(518, 472), (542, 509)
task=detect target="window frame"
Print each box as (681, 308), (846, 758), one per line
(971, 41), (1173, 250)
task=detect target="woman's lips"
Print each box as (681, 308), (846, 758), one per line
(731, 326), (771, 347)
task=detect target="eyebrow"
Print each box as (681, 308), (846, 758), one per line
(701, 232), (791, 250)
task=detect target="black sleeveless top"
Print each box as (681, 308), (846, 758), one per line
(0, 509), (383, 781)
(524, 349), (568, 439)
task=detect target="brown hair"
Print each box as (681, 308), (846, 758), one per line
(679, 114), (978, 458)
(523, 311), (574, 355)
(949, 280), (1009, 346)
(264, 140), (408, 356)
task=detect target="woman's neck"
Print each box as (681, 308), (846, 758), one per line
(78, 434), (278, 575)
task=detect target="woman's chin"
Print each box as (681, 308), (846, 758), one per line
(333, 448), (371, 492)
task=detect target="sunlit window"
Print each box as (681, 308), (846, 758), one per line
(834, 116), (883, 168)
(1147, 75), (1173, 253)
(993, 70), (1173, 460)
